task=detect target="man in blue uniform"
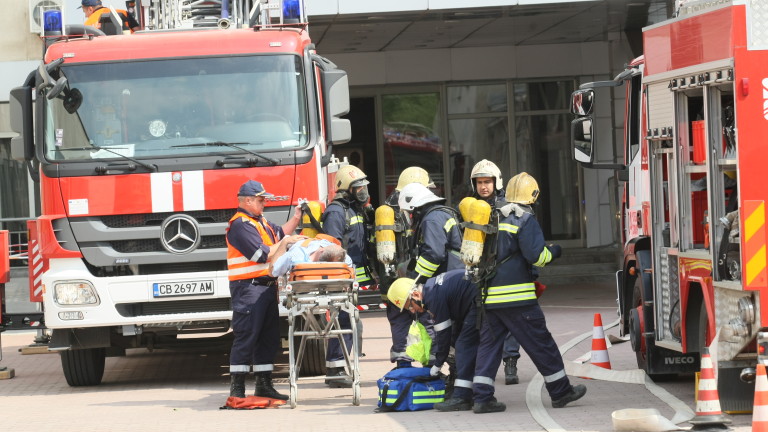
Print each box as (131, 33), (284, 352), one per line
(386, 270), (479, 411)
(321, 165), (376, 387)
(398, 183), (463, 282)
(379, 167), (435, 368)
(472, 172), (587, 413)
(468, 159), (522, 386)
(225, 180), (301, 399)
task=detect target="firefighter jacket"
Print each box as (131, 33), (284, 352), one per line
(321, 198), (374, 285)
(412, 203), (463, 278)
(226, 209), (284, 281)
(484, 210), (554, 309)
(421, 269), (476, 367)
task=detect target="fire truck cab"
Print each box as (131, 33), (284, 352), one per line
(570, 0), (766, 411)
(8, 0), (350, 386)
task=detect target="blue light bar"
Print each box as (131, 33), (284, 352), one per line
(43, 9), (63, 33)
(283, 0), (301, 22)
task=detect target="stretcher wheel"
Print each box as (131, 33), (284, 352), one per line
(352, 382), (361, 406)
(289, 384), (298, 408)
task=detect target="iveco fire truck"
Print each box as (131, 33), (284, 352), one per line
(8, 0), (350, 386)
(570, 0), (766, 411)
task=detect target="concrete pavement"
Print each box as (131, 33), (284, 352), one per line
(0, 280), (753, 431)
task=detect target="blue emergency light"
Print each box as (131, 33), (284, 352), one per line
(43, 9), (63, 33)
(283, 0), (301, 22)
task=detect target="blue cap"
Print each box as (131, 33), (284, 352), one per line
(78, 0), (102, 8)
(238, 180), (273, 198)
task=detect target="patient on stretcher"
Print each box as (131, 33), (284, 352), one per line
(270, 234), (353, 278)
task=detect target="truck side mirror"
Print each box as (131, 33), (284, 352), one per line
(571, 89), (594, 116)
(10, 86), (34, 162)
(320, 68), (351, 145)
(571, 117), (594, 164)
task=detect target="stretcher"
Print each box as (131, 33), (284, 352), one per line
(282, 262), (361, 408)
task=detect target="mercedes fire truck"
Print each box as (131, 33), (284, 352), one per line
(8, 0), (350, 385)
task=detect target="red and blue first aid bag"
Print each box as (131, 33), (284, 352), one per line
(376, 367), (445, 412)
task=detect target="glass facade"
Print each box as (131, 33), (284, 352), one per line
(374, 78), (581, 242)
(0, 138), (33, 260)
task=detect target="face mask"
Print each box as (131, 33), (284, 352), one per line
(355, 185), (369, 203)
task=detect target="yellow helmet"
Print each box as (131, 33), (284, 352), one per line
(471, 159), (503, 191)
(387, 278), (416, 311)
(396, 166), (435, 191)
(505, 172), (540, 204)
(334, 165), (369, 191)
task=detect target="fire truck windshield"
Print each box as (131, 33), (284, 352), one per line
(43, 54), (308, 162)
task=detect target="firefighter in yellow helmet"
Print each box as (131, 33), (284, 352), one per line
(379, 166), (436, 368)
(470, 172), (586, 414)
(320, 164), (376, 387)
(387, 269), (482, 412)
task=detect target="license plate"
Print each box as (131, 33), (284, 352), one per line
(152, 280), (215, 298)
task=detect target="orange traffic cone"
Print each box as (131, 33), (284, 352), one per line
(754, 363), (768, 432)
(590, 313), (611, 369)
(689, 347), (731, 430)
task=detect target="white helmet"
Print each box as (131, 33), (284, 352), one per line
(398, 183), (444, 212)
(470, 159), (503, 191)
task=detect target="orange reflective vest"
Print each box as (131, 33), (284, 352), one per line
(226, 212), (278, 281)
(85, 7), (135, 33)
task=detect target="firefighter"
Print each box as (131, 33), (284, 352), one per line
(387, 270), (480, 412)
(398, 183), (463, 282)
(468, 159), (522, 385)
(379, 167), (435, 368)
(225, 180), (302, 400)
(471, 172), (586, 413)
(80, 0), (140, 33)
(321, 165), (377, 387)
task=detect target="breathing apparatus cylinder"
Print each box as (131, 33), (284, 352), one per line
(458, 197), (476, 222)
(375, 205), (397, 264)
(299, 201), (323, 237)
(460, 198), (492, 266)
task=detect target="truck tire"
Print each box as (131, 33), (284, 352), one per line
(291, 314), (327, 377)
(60, 348), (106, 386)
(631, 278), (674, 381)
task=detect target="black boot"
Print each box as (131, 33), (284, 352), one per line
(504, 357), (519, 385)
(324, 367), (352, 388)
(254, 372), (288, 401)
(229, 373), (246, 398)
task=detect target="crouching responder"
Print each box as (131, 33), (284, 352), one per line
(387, 269), (481, 411)
(471, 172), (586, 413)
(321, 165), (377, 387)
(377, 166), (435, 368)
(226, 180), (302, 400)
(467, 159), (521, 386)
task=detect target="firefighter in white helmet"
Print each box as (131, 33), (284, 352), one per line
(320, 164), (377, 387)
(387, 269), (482, 412)
(378, 167), (436, 368)
(471, 172), (586, 413)
(468, 159), (521, 386)
(398, 183), (463, 282)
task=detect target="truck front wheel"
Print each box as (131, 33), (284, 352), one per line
(60, 348), (106, 386)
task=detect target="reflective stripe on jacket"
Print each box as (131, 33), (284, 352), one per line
(226, 212), (276, 281)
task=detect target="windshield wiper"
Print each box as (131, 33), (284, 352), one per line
(173, 141), (280, 166)
(58, 146), (157, 173)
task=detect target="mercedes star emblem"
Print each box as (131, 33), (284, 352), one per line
(160, 214), (201, 254)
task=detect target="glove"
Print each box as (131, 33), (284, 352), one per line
(430, 365), (441, 377)
(547, 244), (562, 259)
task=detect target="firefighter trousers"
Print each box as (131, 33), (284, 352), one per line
(472, 304), (571, 403)
(229, 280), (280, 374)
(451, 303), (480, 401)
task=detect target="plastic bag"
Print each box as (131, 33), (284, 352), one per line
(405, 320), (432, 366)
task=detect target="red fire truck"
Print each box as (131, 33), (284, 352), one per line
(570, 0), (765, 411)
(8, 0), (350, 385)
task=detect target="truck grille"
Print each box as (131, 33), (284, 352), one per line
(101, 209), (234, 228)
(111, 235), (227, 253)
(116, 298), (232, 317)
